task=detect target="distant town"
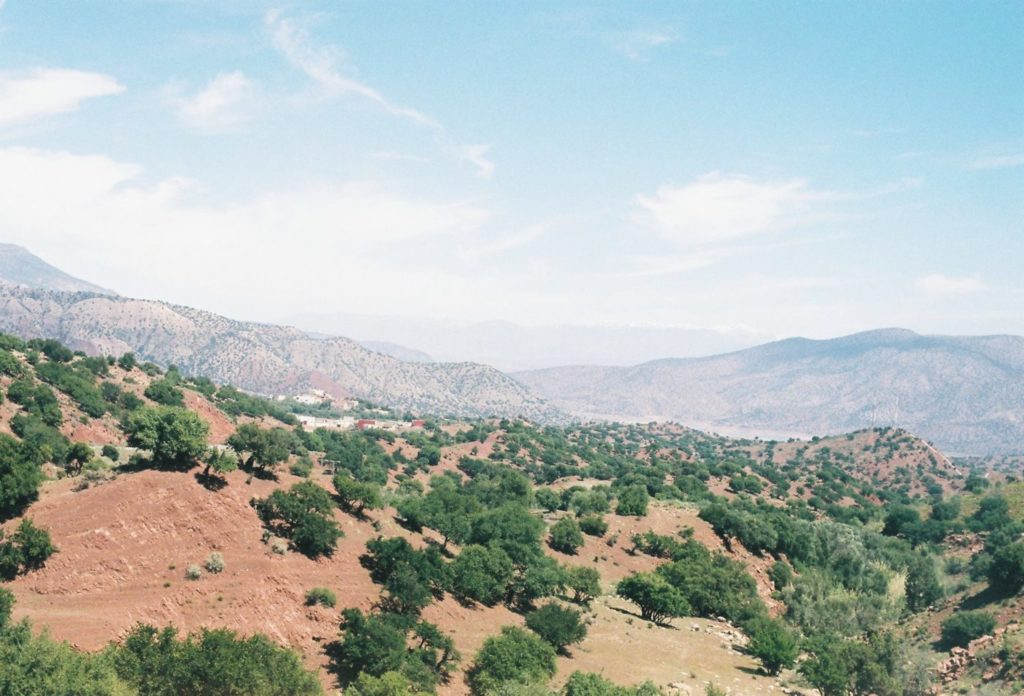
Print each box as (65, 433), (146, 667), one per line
(276, 389), (426, 433)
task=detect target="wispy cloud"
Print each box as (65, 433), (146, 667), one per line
(265, 9), (440, 130)
(457, 223), (548, 262)
(916, 274), (986, 296)
(970, 153), (1024, 170)
(609, 28), (677, 61)
(460, 144), (495, 179)
(165, 71), (256, 132)
(0, 68), (124, 128)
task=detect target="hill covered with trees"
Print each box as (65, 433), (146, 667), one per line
(3, 334), (1024, 694)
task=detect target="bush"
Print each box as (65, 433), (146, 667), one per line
(123, 406), (210, 469)
(525, 603), (587, 653)
(467, 625), (557, 695)
(305, 587), (337, 608)
(145, 379), (185, 407)
(101, 444), (120, 462)
(615, 485), (649, 517)
(185, 564), (202, 580)
(578, 515), (608, 537)
(549, 517), (584, 555)
(111, 623), (323, 695)
(205, 552), (225, 574)
(0, 433), (45, 520)
(940, 611), (996, 648)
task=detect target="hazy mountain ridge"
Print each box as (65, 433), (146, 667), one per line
(0, 285), (562, 422)
(516, 328), (1024, 455)
(0, 243), (117, 296)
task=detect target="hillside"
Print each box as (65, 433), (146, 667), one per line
(0, 285), (560, 423)
(0, 243), (117, 296)
(5, 334), (1024, 695)
(516, 328), (1024, 456)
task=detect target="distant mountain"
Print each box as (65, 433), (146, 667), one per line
(0, 285), (561, 422)
(0, 243), (116, 295)
(359, 340), (433, 363)
(284, 311), (769, 371)
(516, 329), (1024, 455)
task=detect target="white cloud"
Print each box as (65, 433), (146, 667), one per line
(610, 28), (677, 61)
(971, 154), (1024, 170)
(456, 223), (548, 261)
(166, 71), (255, 132)
(0, 68), (124, 128)
(265, 9), (440, 130)
(460, 144), (495, 179)
(916, 274), (986, 296)
(0, 147), (489, 317)
(633, 172), (821, 247)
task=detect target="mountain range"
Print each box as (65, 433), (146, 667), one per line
(516, 329), (1024, 455)
(0, 244), (1021, 454)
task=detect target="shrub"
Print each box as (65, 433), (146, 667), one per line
(940, 611), (996, 648)
(988, 541), (1024, 593)
(578, 515), (608, 537)
(305, 587), (337, 608)
(112, 623), (322, 695)
(615, 485), (649, 517)
(123, 406), (210, 469)
(525, 603), (587, 653)
(185, 564), (202, 580)
(205, 552), (225, 574)
(549, 517), (584, 555)
(467, 626), (557, 695)
(144, 378), (184, 406)
(101, 444), (120, 461)
(0, 433), (45, 520)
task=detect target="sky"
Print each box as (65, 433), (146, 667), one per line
(0, 0), (1021, 344)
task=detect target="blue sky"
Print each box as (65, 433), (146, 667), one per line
(0, 0), (1021, 342)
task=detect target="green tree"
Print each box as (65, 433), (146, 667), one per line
(745, 617), (798, 675)
(254, 481), (342, 558)
(615, 485), (649, 517)
(110, 623), (322, 695)
(525, 603), (587, 653)
(467, 626), (557, 695)
(548, 517), (584, 555)
(564, 566), (601, 605)
(905, 554), (943, 611)
(988, 541), (1024, 594)
(334, 472), (384, 516)
(228, 423), (296, 474)
(616, 572), (689, 625)
(449, 544), (514, 606)
(0, 433), (44, 520)
(0, 518), (56, 580)
(65, 442), (93, 475)
(123, 406), (209, 469)
(144, 379), (184, 407)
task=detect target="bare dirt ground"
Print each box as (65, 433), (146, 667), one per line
(8, 464), (791, 695)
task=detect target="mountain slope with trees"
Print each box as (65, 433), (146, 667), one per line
(0, 285), (560, 423)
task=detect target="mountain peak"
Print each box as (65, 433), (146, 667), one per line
(0, 243), (117, 296)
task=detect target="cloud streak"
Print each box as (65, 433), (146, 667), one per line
(0, 68), (124, 128)
(166, 71), (256, 132)
(970, 154), (1024, 170)
(265, 9), (440, 130)
(916, 274), (986, 296)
